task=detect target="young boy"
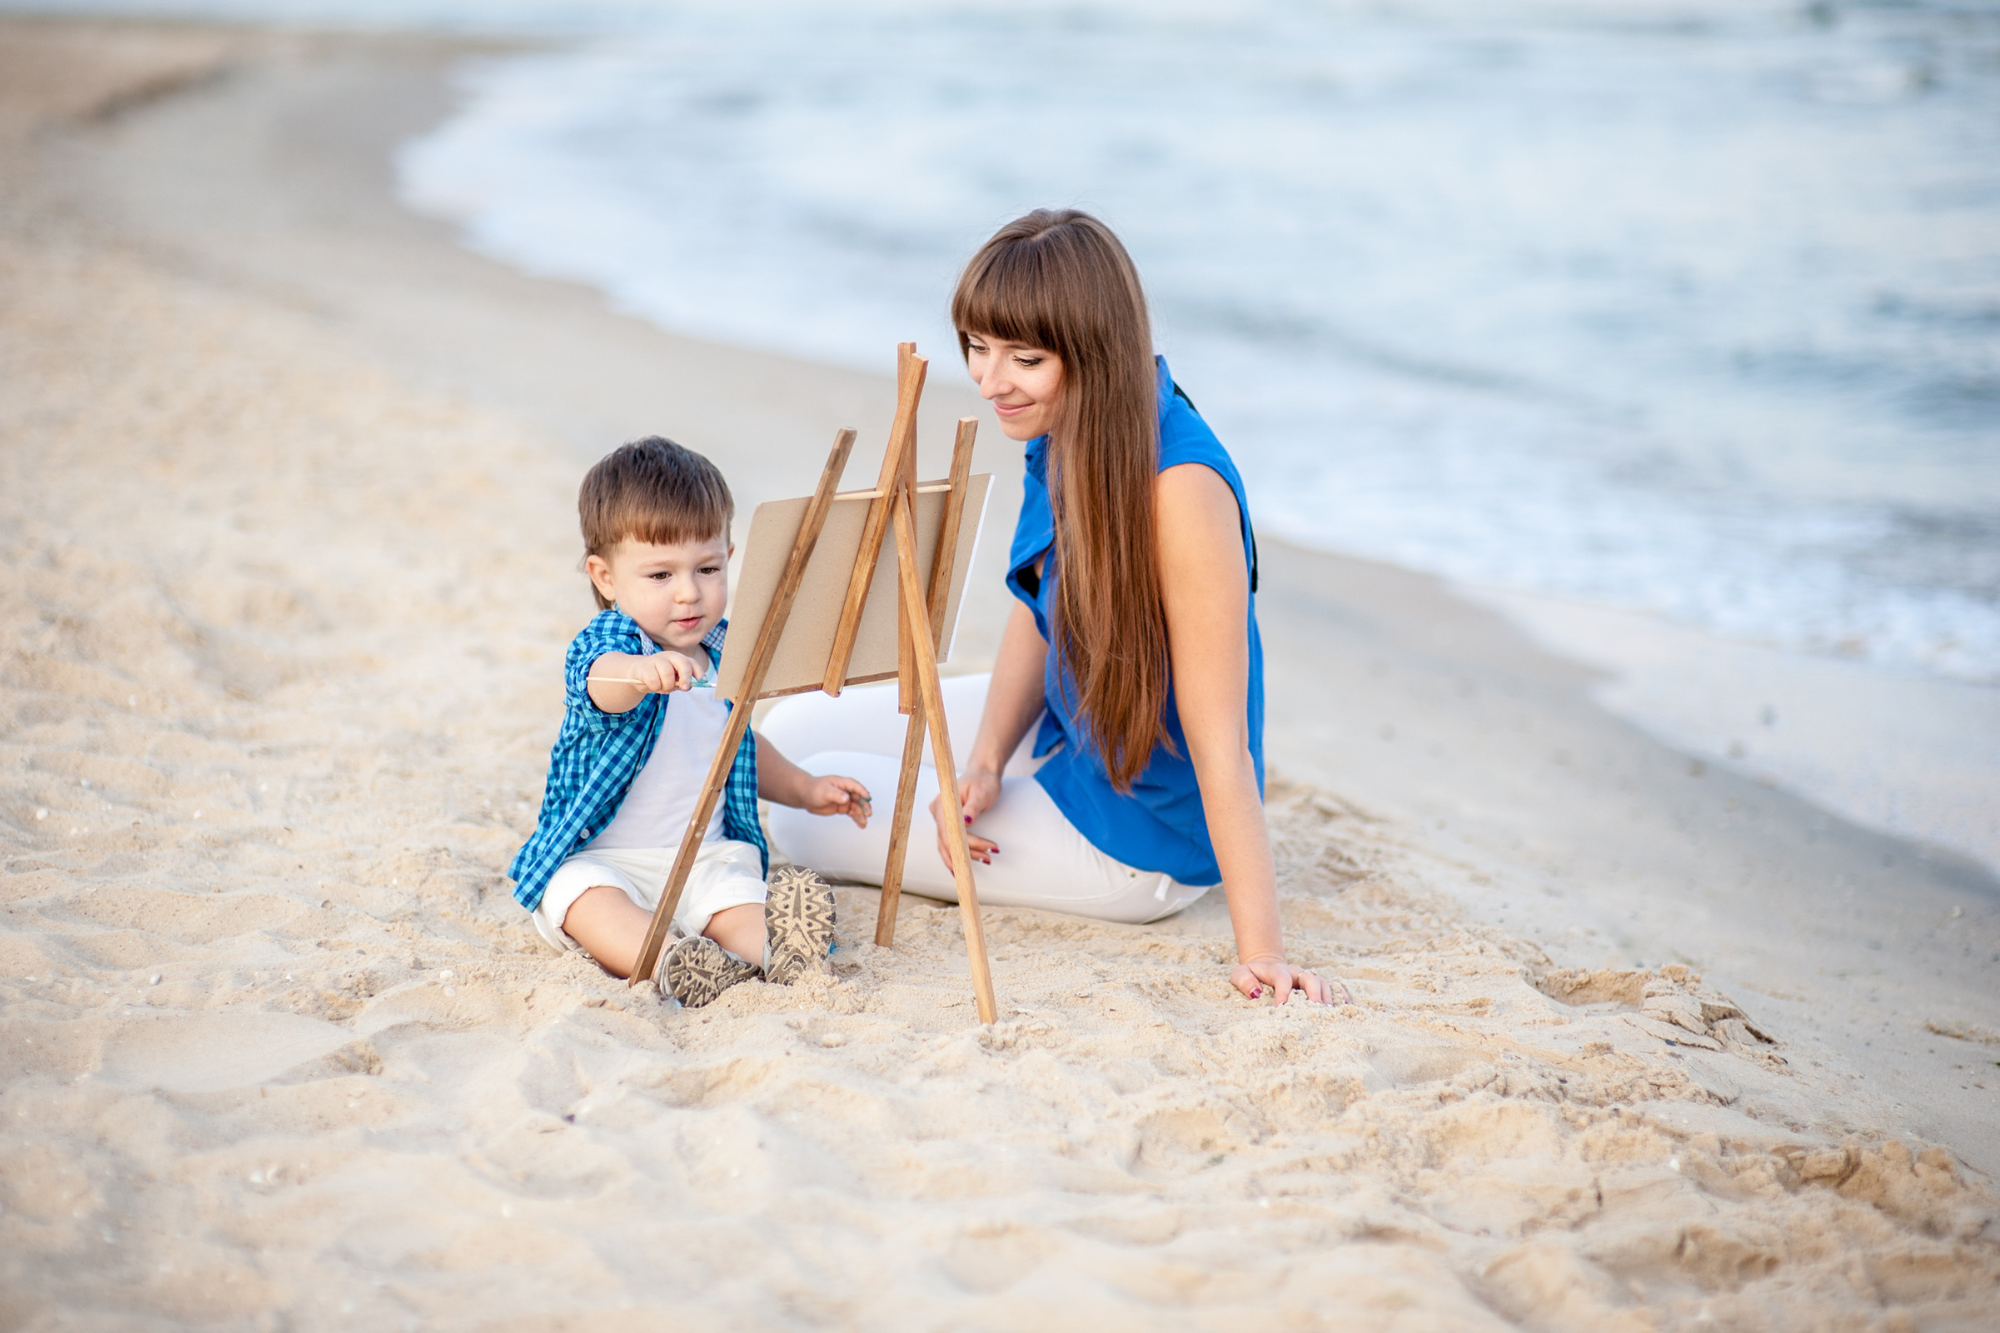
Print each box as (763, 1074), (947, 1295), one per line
(509, 437), (872, 1007)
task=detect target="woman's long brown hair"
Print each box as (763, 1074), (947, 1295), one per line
(952, 209), (1170, 791)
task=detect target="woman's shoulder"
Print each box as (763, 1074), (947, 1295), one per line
(1153, 356), (1240, 484)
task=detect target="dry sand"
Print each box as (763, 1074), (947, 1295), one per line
(37, 3), (1998, 1175)
(3, 18), (1998, 1330)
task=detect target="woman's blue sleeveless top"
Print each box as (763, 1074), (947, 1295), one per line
(1005, 355), (1265, 885)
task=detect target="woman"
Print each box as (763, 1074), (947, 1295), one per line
(766, 209), (1332, 1005)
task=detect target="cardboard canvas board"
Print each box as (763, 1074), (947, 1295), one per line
(718, 475), (992, 703)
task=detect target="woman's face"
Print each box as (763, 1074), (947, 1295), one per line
(963, 333), (1063, 441)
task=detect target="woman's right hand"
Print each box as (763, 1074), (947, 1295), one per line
(931, 766), (1002, 868)
(927, 600), (1049, 873)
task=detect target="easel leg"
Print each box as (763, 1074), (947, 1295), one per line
(892, 491), (997, 1024)
(879, 413), (976, 949)
(824, 346), (925, 697)
(629, 427), (856, 987)
(874, 706), (927, 947)
(634, 708), (752, 984)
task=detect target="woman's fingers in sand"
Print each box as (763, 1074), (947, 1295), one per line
(1232, 958), (1335, 1006)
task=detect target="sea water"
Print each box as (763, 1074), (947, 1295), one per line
(25, 0), (1998, 686)
(16, 1), (2000, 689)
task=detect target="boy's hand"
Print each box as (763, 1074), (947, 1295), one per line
(586, 650), (705, 713)
(804, 775), (872, 828)
(631, 651), (702, 694)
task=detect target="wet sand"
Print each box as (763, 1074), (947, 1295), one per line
(2, 17), (1996, 1329)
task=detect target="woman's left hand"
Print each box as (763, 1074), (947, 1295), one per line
(1232, 955), (1341, 1006)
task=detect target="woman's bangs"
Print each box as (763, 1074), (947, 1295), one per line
(953, 243), (1061, 353)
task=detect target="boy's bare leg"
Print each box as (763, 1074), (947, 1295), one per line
(565, 888), (767, 980)
(703, 903), (767, 967)
(562, 884), (657, 979)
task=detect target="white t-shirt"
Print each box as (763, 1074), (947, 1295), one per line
(587, 662), (729, 852)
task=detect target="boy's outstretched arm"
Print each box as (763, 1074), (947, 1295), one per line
(756, 734), (871, 827)
(585, 650), (700, 714)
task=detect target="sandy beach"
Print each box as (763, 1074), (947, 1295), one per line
(3, 17), (1997, 1329)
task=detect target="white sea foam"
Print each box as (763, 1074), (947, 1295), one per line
(16, 0), (1998, 684)
(390, 0), (2000, 684)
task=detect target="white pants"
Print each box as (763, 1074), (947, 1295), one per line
(530, 838), (767, 955)
(762, 676), (1210, 925)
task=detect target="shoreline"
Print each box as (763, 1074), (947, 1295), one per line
(3, 16), (1997, 1326)
(1462, 581), (2000, 877)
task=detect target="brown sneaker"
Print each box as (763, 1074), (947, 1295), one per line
(656, 935), (759, 1009)
(764, 865), (836, 986)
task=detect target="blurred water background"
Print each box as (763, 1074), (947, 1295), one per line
(17, 1), (2000, 692)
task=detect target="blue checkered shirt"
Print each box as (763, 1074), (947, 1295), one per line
(508, 609), (767, 913)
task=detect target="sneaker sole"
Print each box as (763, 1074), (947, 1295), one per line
(765, 865), (836, 986)
(662, 937), (759, 1009)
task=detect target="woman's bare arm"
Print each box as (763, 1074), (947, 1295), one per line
(932, 597), (1048, 864)
(968, 598), (1049, 775)
(1156, 462), (1329, 1004)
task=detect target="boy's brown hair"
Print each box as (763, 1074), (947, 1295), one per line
(579, 436), (734, 611)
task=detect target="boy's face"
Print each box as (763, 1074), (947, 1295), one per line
(586, 533), (731, 655)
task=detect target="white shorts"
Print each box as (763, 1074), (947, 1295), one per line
(761, 677), (1211, 925)
(529, 837), (767, 955)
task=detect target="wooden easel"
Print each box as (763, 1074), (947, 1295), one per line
(628, 344), (998, 1025)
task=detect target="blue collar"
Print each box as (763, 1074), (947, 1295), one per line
(1023, 431), (1051, 485)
